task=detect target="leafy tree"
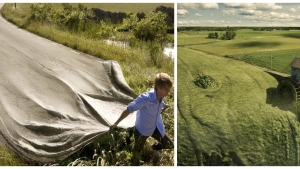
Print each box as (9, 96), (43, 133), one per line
(134, 11), (167, 45)
(120, 12), (139, 31)
(59, 3), (94, 32)
(208, 32), (215, 38)
(29, 3), (58, 24)
(214, 32), (219, 39)
(96, 20), (117, 39)
(221, 27), (236, 40)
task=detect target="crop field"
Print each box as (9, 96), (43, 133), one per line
(177, 47), (300, 166)
(178, 29), (300, 74)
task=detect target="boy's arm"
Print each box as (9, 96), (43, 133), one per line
(109, 108), (130, 130)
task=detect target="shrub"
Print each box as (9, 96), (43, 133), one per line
(193, 69), (217, 89)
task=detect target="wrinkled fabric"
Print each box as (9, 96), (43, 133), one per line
(0, 3), (137, 163)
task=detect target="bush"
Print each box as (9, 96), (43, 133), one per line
(193, 69), (217, 89)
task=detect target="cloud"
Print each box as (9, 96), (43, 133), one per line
(177, 9), (189, 15)
(195, 13), (202, 17)
(178, 3), (199, 9)
(177, 20), (200, 25)
(178, 3), (219, 10)
(224, 3), (282, 10)
(206, 20), (216, 23)
(221, 20), (225, 23)
(199, 3), (219, 9)
(210, 14), (214, 16)
(237, 21), (242, 23)
(224, 3), (253, 9)
(238, 10), (256, 16)
(223, 9), (237, 15)
(270, 12), (291, 19)
(289, 8), (296, 12)
(255, 3), (282, 10)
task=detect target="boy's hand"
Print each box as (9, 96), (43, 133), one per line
(109, 123), (117, 131)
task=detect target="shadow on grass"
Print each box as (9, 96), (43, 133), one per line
(281, 33), (300, 39)
(232, 41), (282, 48)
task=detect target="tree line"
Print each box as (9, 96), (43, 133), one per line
(178, 26), (300, 32)
(92, 5), (174, 33)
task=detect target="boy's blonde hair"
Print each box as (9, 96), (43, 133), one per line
(154, 73), (173, 90)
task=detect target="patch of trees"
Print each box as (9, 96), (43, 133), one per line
(208, 32), (218, 39)
(91, 5), (173, 28)
(207, 26), (236, 40)
(91, 8), (145, 24)
(155, 6), (173, 26)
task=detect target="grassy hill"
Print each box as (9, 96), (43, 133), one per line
(177, 47), (300, 166)
(178, 29), (300, 74)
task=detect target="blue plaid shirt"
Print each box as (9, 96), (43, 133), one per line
(127, 89), (165, 136)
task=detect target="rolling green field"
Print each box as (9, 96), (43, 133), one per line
(177, 47), (300, 166)
(178, 29), (300, 74)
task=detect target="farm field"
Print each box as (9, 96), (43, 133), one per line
(178, 29), (300, 74)
(177, 47), (300, 166)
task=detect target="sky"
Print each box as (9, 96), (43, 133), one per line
(177, 3), (300, 27)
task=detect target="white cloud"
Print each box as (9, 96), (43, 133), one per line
(224, 3), (282, 10)
(177, 21), (187, 25)
(195, 13), (202, 17)
(289, 8), (296, 12)
(270, 12), (291, 19)
(210, 14), (214, 16)
(223, 9), (237, 15)
(255, 3), (282, 10)
(237, 21), (242, 23)
(177, 20), (200, 25)
(206, 20), (216, 23)
(221, 20), (225, 23)
(178, 3), (219, 10)
(177, 9), (189, 15)
(224, 3), (254, 9)
(178, 3), (199, 9)
(199, 3), (219, 10)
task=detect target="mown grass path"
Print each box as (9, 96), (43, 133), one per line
(177, 47), (300, 166)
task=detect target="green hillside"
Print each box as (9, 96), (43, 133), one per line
(178, 29), (300, 74)
(177, 47), (300, 166)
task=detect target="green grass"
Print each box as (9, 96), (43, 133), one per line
(177, 29), (300, 75)
(0, 3), (174, 166)
(177, 47), (300, 166)
(0, 143), (29, 166)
